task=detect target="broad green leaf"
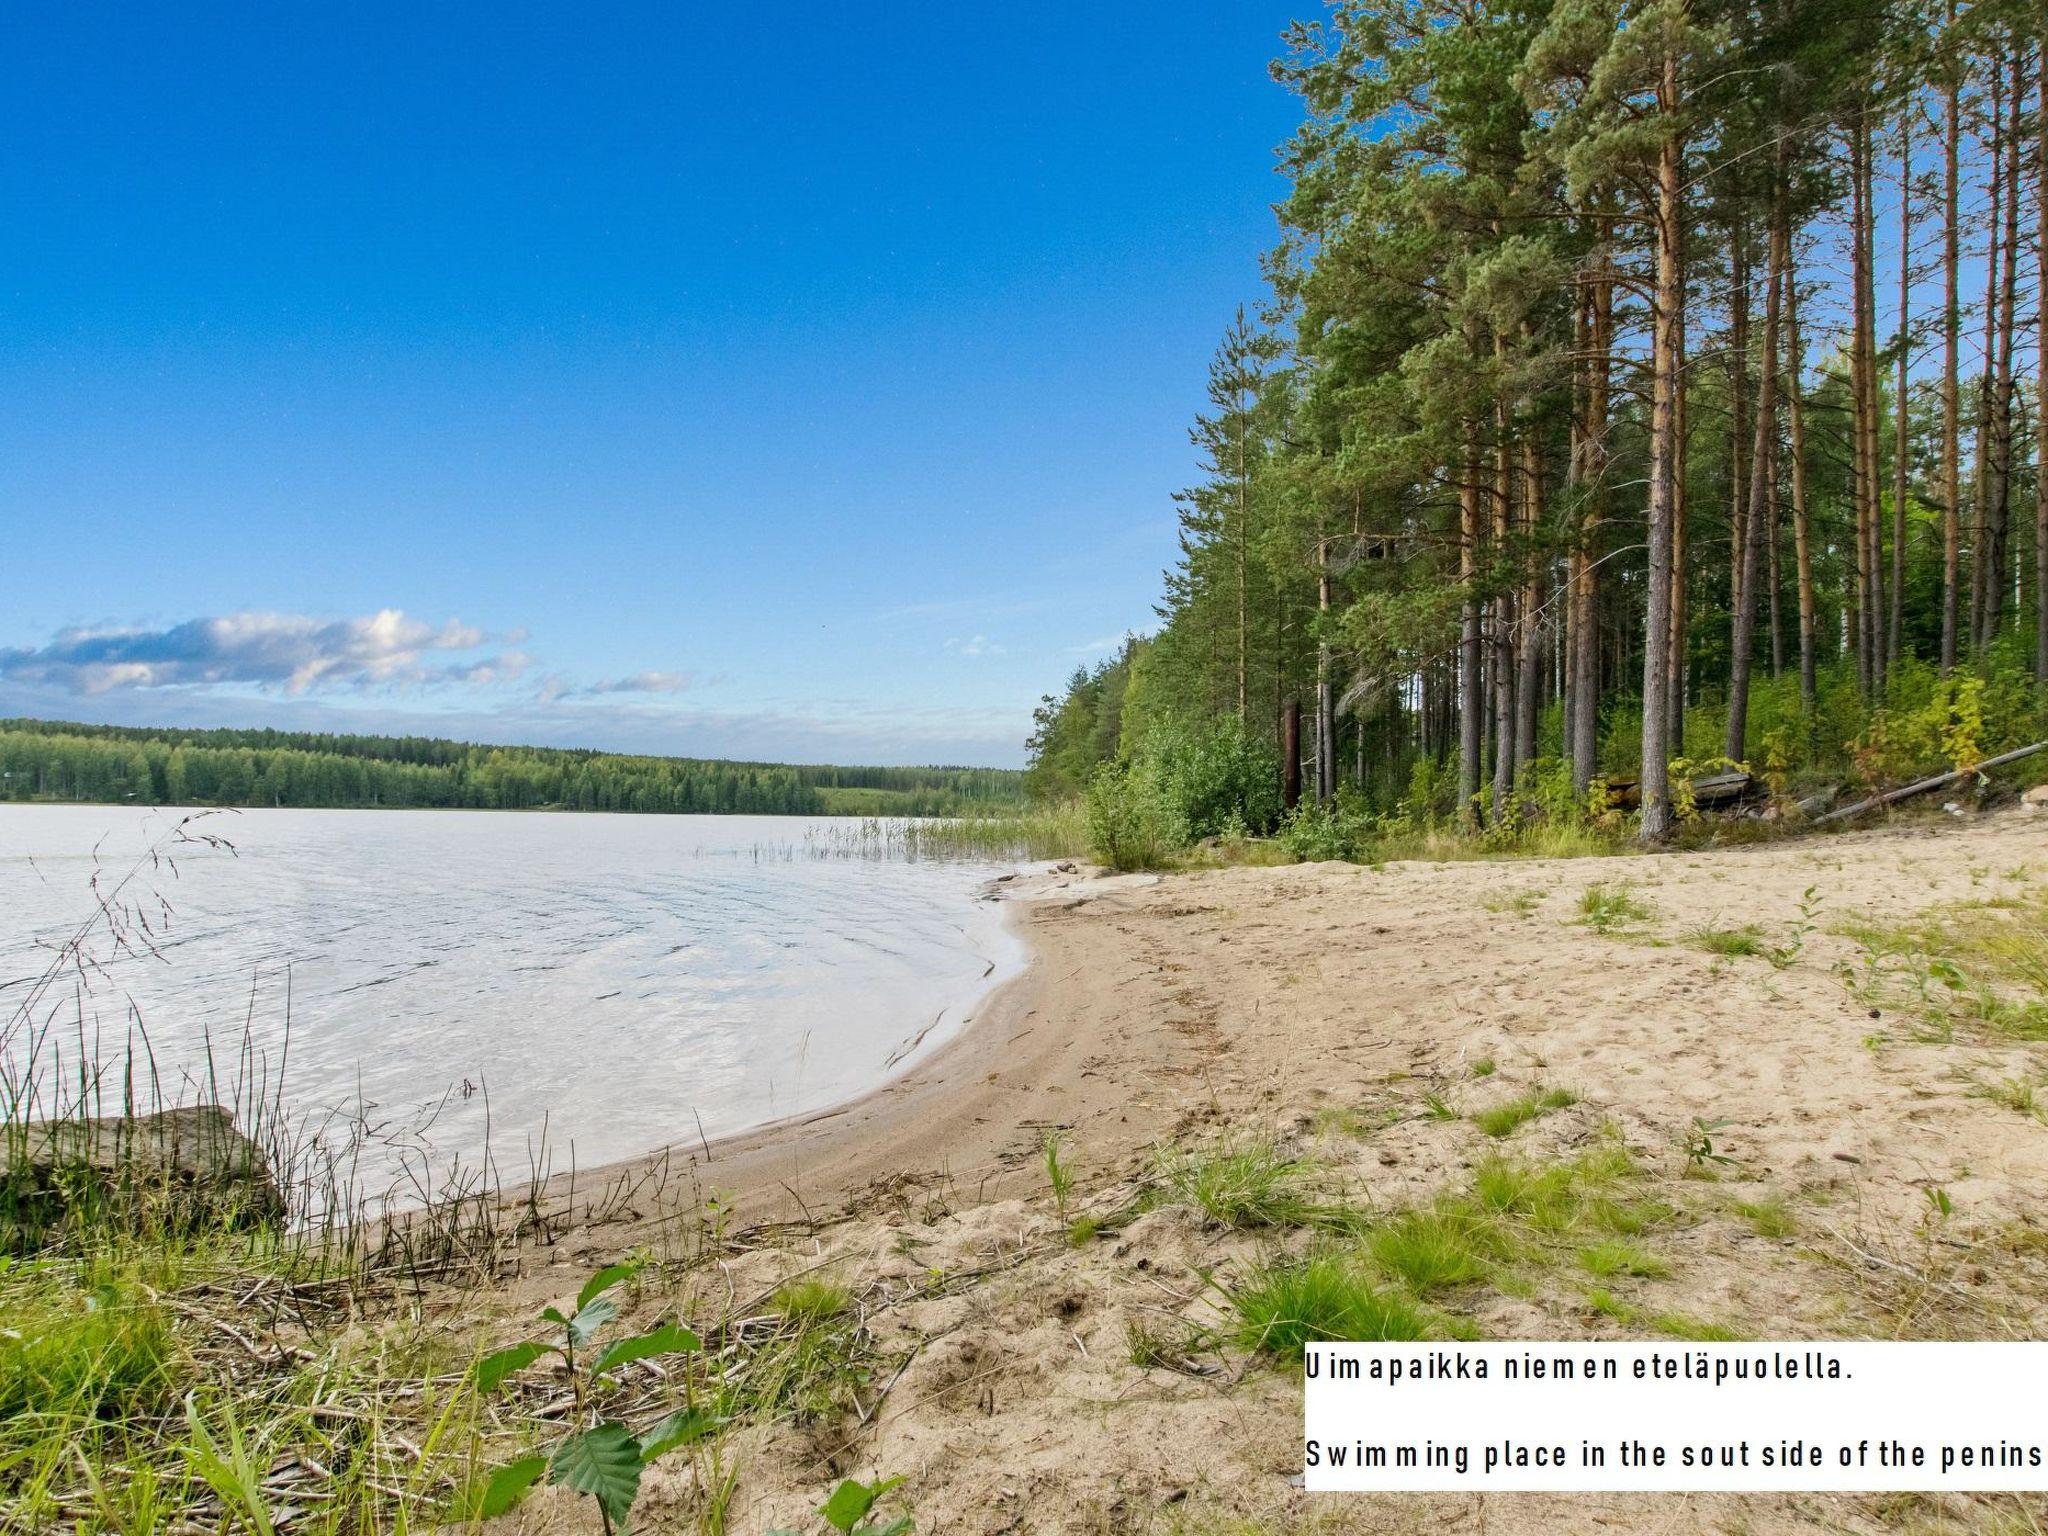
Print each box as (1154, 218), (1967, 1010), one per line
(638, 1406), (719, 1462)
(578, 1255), (646, 1310)
(593, 1323), (701, 1379)
(568, 1296), (619, 1346)
(855, 1518), (914, 1536)
(550, 1421), (643, 1529)
(820, 1476), (902, 1534)
(476, 1455), (547, 1518)
(541, 1305), (569, 1327)
(473, 1340), (547, 1393)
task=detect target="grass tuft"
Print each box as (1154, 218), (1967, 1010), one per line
(1470, 1086), (1578, 1139)
(1156, 1142), (1317, 1230)
(1227, 1255), (1432, 1358)
(1579, 884), (1654, 933)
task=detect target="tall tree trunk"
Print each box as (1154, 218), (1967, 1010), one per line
(1987, 43), (2022, 642)
(1891, 111), (1912, 665)
(1641, 66), (1683, 846)
(1668, 263), (1690, 759)
(1942, 12), (1964, 672)
(1460, 419), (1484, 826)
(1517, 431), (1544, 770)
(2036, 28), (2048, 682)
(1851, 109), (1886, 687)
(1571, 237), (1612, 795)
(1971, 59), (2004, 649)
(1727, 224), (1751, 671)
(1728, 166), (1787, 764)
(1316, 552), (1334, 803)
(1491, 349), (1517, 818)
(1787, 253), (1819, 715)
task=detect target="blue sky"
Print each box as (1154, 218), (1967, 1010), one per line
(0, 3), (1305, 767)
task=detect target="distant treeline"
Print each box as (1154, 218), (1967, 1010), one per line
(0, 719), (1024, 817)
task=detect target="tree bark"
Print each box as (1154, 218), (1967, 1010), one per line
(1641, 59), (1683, 846)
(1667, 257), (1690, 759)
(2036, 28), (2048, 682)
(1971, 60), (2004, 650)
(1941, 11), (1964, 673)
(1571, 234), (1612, 795)
(1890, 111), (1911, 666)
(1727, 163), (1786, 764)
(1459, 418), (1484, 826)
(1787, 248), (1819, 715)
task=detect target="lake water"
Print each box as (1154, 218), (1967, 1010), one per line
(0, 806), (1024, 1202)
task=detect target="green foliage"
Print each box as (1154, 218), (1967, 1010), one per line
(770, 1475), (913, 1536)
(0, 717), (1026, 818)
(470, 1254), (710, 1533)
(1682, 1118), (1738, 1174)
(1139, 716), (1283, 841)
(1084, 762), (1172, 871)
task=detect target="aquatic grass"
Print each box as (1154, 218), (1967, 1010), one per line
(807, 803), (1088, 863)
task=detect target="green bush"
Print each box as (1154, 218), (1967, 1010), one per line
(1140, 717), (1282, 841)
(1084, 762), (1172, 871)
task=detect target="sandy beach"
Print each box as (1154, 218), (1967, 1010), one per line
(486, 813), (2048, 1534)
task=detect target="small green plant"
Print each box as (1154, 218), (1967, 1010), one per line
(1579, 884), (1653, 933)
(1421, 1092), (1455, 1121)
(1042, 1129), (1074, 1223)
(1066, 1214), (1102, 1246)
(1681, 1117), (1737, 1175)
(1471, 1057), (1497, 1078)
(769, 1475), (913, 1536)
(1923, 1185), (1954, 1226)
(1766, 886), (1822, 969)
(468, 1256), (714, 1533)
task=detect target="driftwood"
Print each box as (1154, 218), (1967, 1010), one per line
(1810, 740), (2048, 827)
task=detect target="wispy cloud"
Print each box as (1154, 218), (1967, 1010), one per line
(943, 634), (1005, 658)
(0, 610), (516, 695)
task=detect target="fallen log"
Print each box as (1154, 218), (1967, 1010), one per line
(1598, 770), (1758, 813)
(1811, 740), (2048, 827)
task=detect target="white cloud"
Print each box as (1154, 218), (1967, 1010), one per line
(0, 609), (515, 695)
(943, 634), (1005, 658)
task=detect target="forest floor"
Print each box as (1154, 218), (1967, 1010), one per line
(480, 809), (2048, 1536)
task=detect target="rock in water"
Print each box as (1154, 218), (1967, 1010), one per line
(0, 1105), (287, 1250)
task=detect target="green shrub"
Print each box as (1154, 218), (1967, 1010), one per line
(1140, 717), (1282, 840)
(1084, 762), (1171, 870)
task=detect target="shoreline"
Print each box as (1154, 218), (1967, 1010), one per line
(548, 864), (1165, 1227)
